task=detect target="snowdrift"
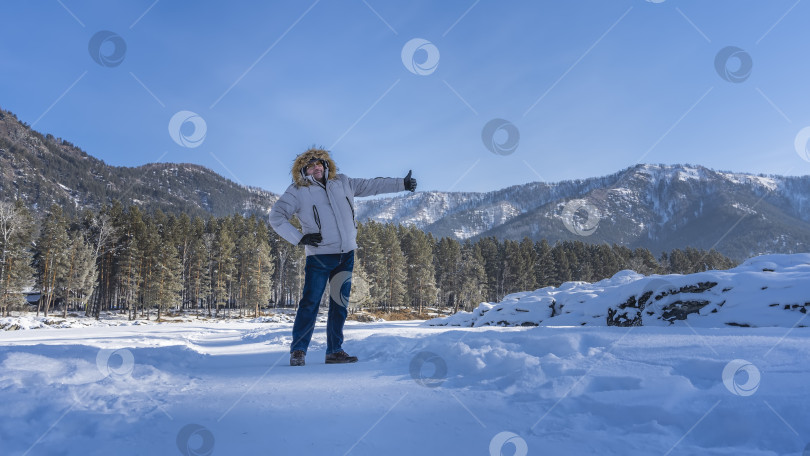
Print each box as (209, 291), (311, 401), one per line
(427, 254), (810, 328)
(3, 321), (810, 454)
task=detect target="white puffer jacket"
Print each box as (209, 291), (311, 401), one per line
(269, 149), (405, 256)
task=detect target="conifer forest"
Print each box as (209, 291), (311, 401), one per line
(0, 200), (736, 319)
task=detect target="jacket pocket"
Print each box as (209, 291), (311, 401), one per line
(345, 197), (356, 227)
(312, 205), (322, 233)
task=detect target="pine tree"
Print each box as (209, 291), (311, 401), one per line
(249, 218), (274, 317)
(518, 237), (538, 291)
(269, 226), (298, 308)
(211, 217), (236, 317)
(236, 216), (273, 317)
(233, 215), (249, 315)
(551, 243), (572, 286)
(377, 224), (406, 310)
(118, 207), (145, 320)
(154, 231), (183, 320)
(80, 208), (116, 317)
(59, 230), (97, 317)
(457, 241), (487, 312)
(534, 240), (554, 288)
(186, 216), (210, 314)
(0, 201), (34, 316)
(139, 211), (183, 320)
(477, 236), (503, 301)
(612, 244), (633, 272)
(399, 225), (437, 314)
(502, 239), (522, 295)
(34, 204), (69, 317)
(572, 244), (593, 282)
(357, 221), (387, 308)
(171, 213), (192, 308)
(668, 249), (690, 274)
(704, 249), (736, 271)
(348, 260), (372, 310)
(89, 202), (122, 318)
(628, 247), (660, 275)
(658, 251), (670, 274)
(139, 215), (161, 319)
(434, 237), (461, 312)
(202, 223), (216, 316)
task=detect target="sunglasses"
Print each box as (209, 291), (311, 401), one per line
(305, 159), (325, 170)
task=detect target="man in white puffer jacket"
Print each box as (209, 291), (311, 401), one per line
(269, 147), (417, 366)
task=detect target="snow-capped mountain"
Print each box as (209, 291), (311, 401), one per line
(355, 164), (810, 260)
(3, 105), (808, 259)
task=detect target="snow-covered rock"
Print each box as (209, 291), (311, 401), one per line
(428, 253), (810, 328)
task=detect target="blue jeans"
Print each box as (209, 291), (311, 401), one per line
(291, 251), (354, 355)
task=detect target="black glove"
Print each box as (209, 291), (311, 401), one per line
(299, 233), (322, 246)
(404, 170), (417, 192)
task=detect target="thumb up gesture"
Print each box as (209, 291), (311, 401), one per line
(404, 170), (417, 192)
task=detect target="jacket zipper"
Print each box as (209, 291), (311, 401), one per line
(315, 179), (345, 252)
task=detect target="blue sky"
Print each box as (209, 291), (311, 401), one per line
(1, 0), (809, 195)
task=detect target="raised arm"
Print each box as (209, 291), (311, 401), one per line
(348, 170), (416, 197)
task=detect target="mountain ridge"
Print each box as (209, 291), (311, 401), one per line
(353, 163), (810, 260)
(0, 107), (279, 218)
(2, 106), (808, 260)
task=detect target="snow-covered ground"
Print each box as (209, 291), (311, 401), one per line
(3, 254), (810, 455)
(0, 311), (299, 332)
(2, 318), (810, 455)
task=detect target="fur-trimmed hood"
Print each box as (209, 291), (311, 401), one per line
(291, 148), (339, 187)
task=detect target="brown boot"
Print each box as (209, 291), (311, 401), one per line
(325, 350), (358, 364)
(290, 350), (306, 366)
